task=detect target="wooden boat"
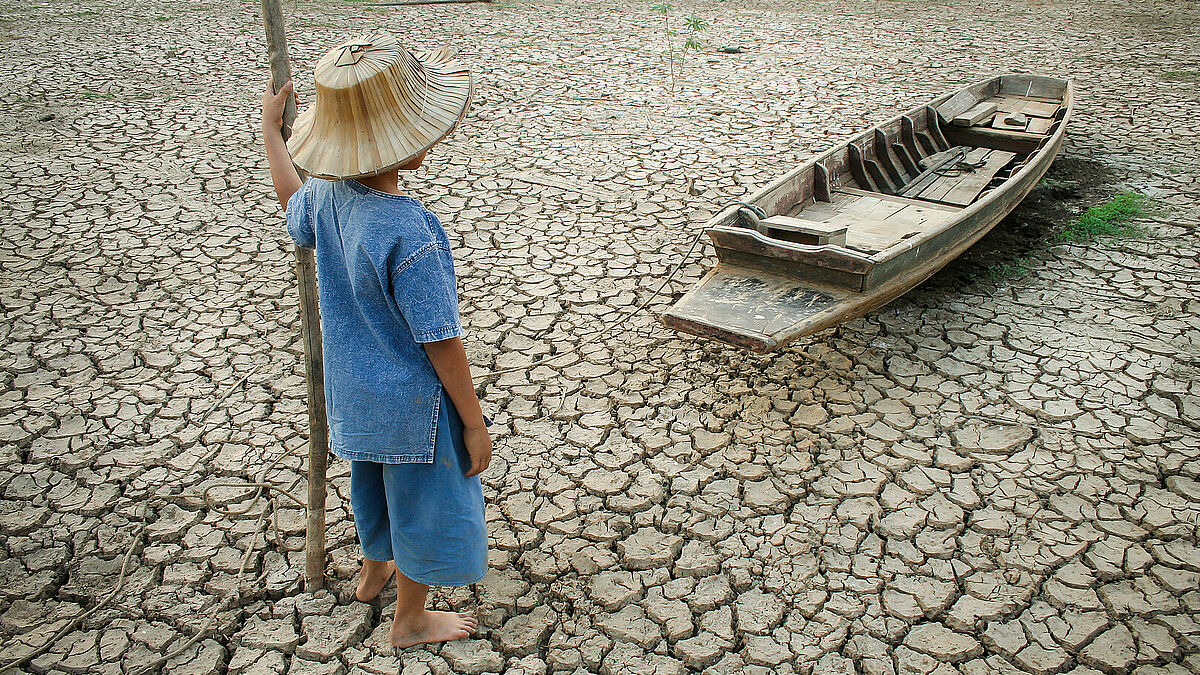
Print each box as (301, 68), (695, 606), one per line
(662, 74), (1072, 352)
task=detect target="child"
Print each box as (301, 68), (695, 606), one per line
(260, 33), (489, 648)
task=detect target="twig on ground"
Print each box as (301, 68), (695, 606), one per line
(370, 0), (490, 6)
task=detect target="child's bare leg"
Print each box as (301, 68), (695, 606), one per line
(356, 559), (395, 602)
(390, 571), (477, 648)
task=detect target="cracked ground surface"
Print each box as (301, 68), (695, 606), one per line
(1, 0), (1199, 673)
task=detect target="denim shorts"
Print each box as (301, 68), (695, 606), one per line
(349, 389), (488, 587)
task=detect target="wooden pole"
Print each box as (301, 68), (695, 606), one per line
(261, 0), (330, 592)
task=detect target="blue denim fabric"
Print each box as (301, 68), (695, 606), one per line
(350, 389), (488, 587)
(286, 178), (463, 463)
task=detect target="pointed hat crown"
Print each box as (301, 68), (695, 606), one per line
(287, 32), (472, 179)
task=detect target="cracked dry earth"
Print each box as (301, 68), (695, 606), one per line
(1, 0), (1198, 673)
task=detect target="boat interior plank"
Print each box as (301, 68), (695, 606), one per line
(993, 96), (1059, 118)
(898, 146), (975, 198)
(907, 149), (1017, 207)
(1026, 117), (1055, 134)
(834, 186), (961, 211)
(782, 189), (957, 253)
(999, 74), (1068, 100)
(943, 125), (1042, 154)
(951, 102), (999, 127)
(992, 112), (1029, 132)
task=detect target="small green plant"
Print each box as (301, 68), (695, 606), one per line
(1053, 191), (1148, 243)
(983, 256), (1034, 282)
(683, 15), (709, 50)
(155, 15), (169, 21)
(651, 3), (678, 91)
(650, 4), (710, 92)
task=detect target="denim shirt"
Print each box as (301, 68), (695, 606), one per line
(286, 179), (462, 463)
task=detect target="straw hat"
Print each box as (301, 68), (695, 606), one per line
(287, 32), (472, 180)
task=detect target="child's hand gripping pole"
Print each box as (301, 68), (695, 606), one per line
(261, 79), (304, 209)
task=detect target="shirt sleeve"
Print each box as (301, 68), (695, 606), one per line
(285, 180), (316, 249)
(392, 244), (464, 344)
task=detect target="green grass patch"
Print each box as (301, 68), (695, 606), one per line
(80, 90), (116, 99)
(983, 256), (1034, 282)
(1053, 191), (1147, 244)
(1160, 70), (1200, 83)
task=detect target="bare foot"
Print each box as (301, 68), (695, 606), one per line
(390, 610), (478, 648)
(356, 559), (395, 602)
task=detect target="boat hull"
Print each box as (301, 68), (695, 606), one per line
(662, 74), (1072, 352)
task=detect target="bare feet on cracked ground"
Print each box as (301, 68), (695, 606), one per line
(356, 559), (395, 602)
(390, 610), (478, 648)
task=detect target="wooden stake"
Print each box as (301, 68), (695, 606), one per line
(261, 0), (330, 592)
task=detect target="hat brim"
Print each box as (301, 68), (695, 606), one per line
(287, 44), (473, 180)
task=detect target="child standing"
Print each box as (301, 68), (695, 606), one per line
(260, 33), (489, 648)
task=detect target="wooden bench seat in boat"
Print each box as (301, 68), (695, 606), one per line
(939, 88), (1063, 153)
(759, 215), (848, 246)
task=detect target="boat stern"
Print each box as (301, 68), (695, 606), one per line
(661, 265), (842, 352)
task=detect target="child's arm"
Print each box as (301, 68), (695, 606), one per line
(424, 337), (492, 477)
(261, 79), (303, 210)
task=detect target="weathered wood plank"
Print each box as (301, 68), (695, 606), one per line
(999, 74), (1069, 100)
(926, 107), (951, 150)
(898, 146), (972, 198)
(835, 186), (962, 212)
(891, 142), (920, 176)
(708, 225), (875, 275)
(1000, 98), (1059, 117)
(660, 265), (842, 353)
(992, 112), (1028, 131)
(848, 143), (882, 192)
(910, 149), (1017, 207)
(1026, 117), (1055, 134)
(874, 129), (907, 185)
(761, 215), (849, 246)
(951, 102), (999, 127)
(813, 162), (831, 202)
(943, 125), (1043, 154)
(935, 78), (999, 122)
(911, 148), (993, 202)
(901, 115), (927, 159)
(938, 150), (1017, 205)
